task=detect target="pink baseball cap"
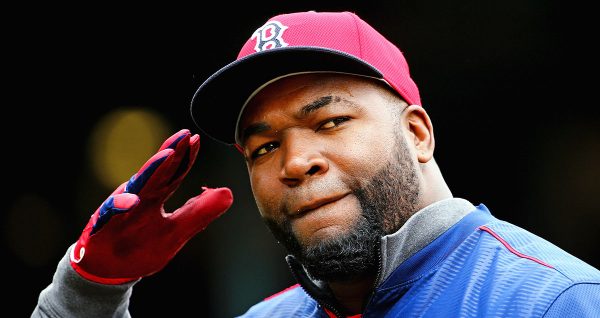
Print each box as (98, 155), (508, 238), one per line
(191, 11), (421, 145)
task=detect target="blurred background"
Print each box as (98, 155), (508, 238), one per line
(5, 1), (599, 316)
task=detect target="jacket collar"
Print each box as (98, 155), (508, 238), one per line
(285, 198), (477, 314)
(377, 198), (475, 285)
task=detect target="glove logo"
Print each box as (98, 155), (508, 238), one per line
(252, 20), (288, 52)
(70, 246), (85, 263)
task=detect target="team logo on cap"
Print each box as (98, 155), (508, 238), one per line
(252, 20), (288, 52)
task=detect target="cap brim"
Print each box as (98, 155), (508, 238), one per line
(190, 46), (382, 145)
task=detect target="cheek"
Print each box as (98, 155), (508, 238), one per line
(249, 169), (281, 219)
(327, 126), (395, 178)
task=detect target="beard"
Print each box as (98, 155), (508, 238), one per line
(264, 133), (420, 282)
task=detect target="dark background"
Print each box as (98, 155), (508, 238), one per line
(5, 1), (599, 317)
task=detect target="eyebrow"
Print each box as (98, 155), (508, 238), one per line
(240, 122), (271, 145)
(240, 95), (347, 145)
(299, 95), (335, 117)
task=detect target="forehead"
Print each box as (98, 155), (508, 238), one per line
(238, 73), (390, 125)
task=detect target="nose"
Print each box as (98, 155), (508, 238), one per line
(279, 133), (329, 187)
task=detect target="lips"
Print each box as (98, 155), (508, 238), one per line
(292, 193), (350, 215)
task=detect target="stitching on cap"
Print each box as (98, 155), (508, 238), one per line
(347, 12), (363, 59)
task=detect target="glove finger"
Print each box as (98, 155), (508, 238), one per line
(109, 181), (129, 196)
(159, 129), (191, 151)
(169, 133), (200, 185)
(125, 148), (174, 194)
(126, 130), (191, 195)
(91, 193), (140, 235)
(142, 133), (191, 192)
(170, 187), (233, 234)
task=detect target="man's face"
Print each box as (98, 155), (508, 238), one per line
(238, 73), (420, 281)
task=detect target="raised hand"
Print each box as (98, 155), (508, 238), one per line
(70, 129), (233, 284)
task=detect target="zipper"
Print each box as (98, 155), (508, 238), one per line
(363, 237), (384, 315)
(284, 242), (384, 318)
(285, 256), (346, 318)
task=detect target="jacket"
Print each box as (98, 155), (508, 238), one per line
(240, 200), (600, 317)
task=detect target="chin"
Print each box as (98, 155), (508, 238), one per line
(297, 224), (350, 247)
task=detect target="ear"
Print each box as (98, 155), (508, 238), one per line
(403, 105), (435, 163)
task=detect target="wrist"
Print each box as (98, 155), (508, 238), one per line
(70, 245), (141, 285)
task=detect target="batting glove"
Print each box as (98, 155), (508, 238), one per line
(70, 129), (233, 284)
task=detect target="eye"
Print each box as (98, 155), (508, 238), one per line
(318, 116), (350, 130)
(251, 142), (279, 159)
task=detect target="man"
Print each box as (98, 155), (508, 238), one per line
(33, 11), (600, 317)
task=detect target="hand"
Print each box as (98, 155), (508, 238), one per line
(70, 129), (233, 284)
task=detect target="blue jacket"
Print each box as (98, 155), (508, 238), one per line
(240, 204), (600, 317)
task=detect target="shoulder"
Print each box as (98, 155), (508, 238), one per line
(543, 283), (600, 317)
(237, 284), (323, 318)
(467, 218), (600, 314)
(480, 219), (600, 283)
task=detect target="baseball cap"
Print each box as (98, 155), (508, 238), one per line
(190, 11), (421, 145)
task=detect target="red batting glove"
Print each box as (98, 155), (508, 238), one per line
(70, 129), (233, 284)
